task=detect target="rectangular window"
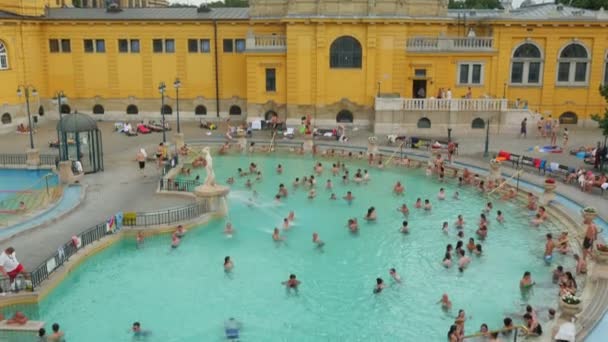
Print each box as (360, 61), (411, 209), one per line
(201, 39), (210, 53)
(95, 39), (105, 53)
(557, 62), (570, 82)
(510, 62), (523, 83)
(0, 55), (7, 69)
(188, 39), (199, 53)
(574, 62), (587, 82)
(528, 62), (540, 84)
(165, 39), (175, 53)
(153, 39), (163, 53)
(265, 68), (276, 92)
(49, 39), (60, 53)
(130, 39), (140, 53)
(604, 62), (608, 85)
(414, 69), (426, 78)
(118, 39), (129, 53)
(60, 39), (71, 53)
(223, 39), (233, 53)
(458, 63), (483, 85)
(235, 39), (246, 53)
(84, 39), (94, 53)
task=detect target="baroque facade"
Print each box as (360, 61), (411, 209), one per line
(1, 0), (608, 134)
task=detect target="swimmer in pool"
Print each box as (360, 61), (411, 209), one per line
(544, 233), (554, 264)
(224, 222), (235, 237)
(365, 207), (377, 221)
(438, 188), (446, 200)
(245, 179), (252, 188)
(455, 215), (465, 229)
(443, 253), (452, 268)
(424, 199), (432, 211)
(526, 193), (537, 211)
(538, 206), (548, 221)
(438, 293), (452, 310)
(415, 198), (422, 209)
(343, 191), (355, 203)
(458, 250), (471, 272)
(171, 232), (180, 248)
(373, 278), (385, 294)
(175, 225), (186, 238)
(400, 221), (409, 234)
(282, 274), (301, 289)
(393, 182), (404, 195)
(457, 231), (464, 239)
(330, 193), (337, 200)
(467, 238), (476, 253)
(453, 191), (460, 200)
(288, 211), (295, 222)
(224, 256), (234, 272)
(283, 218), (290, 230)
(315, 162), (323, 174)
(278, 184), (288, 197)
(557, 232), (569, 254)
(442, 221), (449, 234)
(530, 213), (542, 227)
(293, 177), (300, 188)
(312, 232), (325, 247)
(326, 179), (333, 190)
(272, 228), (284, 242)
(276, 164), (283, 174)
(389, 268), (402, 283)
(496, 210), (505, 223)
(136, 231), (144, 248)
(479, 213), (488, 228)
(474, 244), (482, 256)
(132, 322), (150, 339)
(348, 218), (359, 232)
(398, 204), (409, 216)
(476, 222), (488, 239)
(520, 271), (536, 289)
(484, 202), (493, 213)
(308, 188), (316, 199)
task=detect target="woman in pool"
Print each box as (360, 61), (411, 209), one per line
(389, 268), (401, 283)
(438, 188), (446, 200)
(175, 225), (186, 238)
(443, 246), (453, 268)
(479, 213), (488, 228)
(373, 278), (385, 294)
(400, 221), (409, 234)
(466, 238), (475, 254)
(393, 181), (404, 195)
(282, 274), (301, 289)
(526, 193), (537, 211)
(455, 215), (465, 229)
(442, 222), (449, 234)
(520, 271), (535, 289)
(447, 324), (460, 342)
(348, 218), (359, 233)
(397, 203), (409, 216)
(537, 206), (548, 221)
(414, 198), (422, 209)
(454, 310), (466, 338)
(496, 210), (505, 223)
(474, 244), (483, 256)
(530, 214), (543, 227)
(171, 232), (180, 249)
(224, 222), (235, 237)
(476, 222), (488, 239)
(312, 233), (324, 247)
(365, 207), (377, 221)
(282, 218), (290, 230)
(272, 228), (284, 242)
(224, 256), (234, 272)
(424, 199), (432, 211)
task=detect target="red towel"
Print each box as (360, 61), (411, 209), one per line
(533, 158), (541, 168)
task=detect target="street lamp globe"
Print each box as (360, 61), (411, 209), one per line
(174, 78), (181, 89)
(17, 88), (22, 97)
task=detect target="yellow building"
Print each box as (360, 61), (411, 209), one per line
(1, 0), (607, 135)
(77, 0), (169, 8)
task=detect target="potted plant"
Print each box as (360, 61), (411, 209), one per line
(596, 243), (608, 263)
(544, 178), (557, 191)
(582, 207), (598, 223)
(559, 293), (582, 318)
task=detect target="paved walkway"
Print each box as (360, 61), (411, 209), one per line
(0, 119), (606, 270)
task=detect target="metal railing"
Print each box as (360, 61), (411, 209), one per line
(375, 97), (508, 112)
(462, 325), (528, 341)
(0, 153), (27, 166)
(123, 201), (209, 227)
(39, 154), (59, 166)
(407, 36), (494, 52)
(159, 178), (201, 192)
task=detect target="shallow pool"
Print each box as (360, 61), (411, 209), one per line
(0, 169), (57, 201)
(28, 155), (577, 341)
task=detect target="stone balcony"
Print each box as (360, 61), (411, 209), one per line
(406, 36), (494, 52)
(245, 33), (287, 52)
(375, 97), (508, 112)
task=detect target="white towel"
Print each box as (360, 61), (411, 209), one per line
(550, 162), (559, 171)
(251, 120), (262, 130)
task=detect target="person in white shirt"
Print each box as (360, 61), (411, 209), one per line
(446, 88), (452, 99)
(0, 247), (25, 283)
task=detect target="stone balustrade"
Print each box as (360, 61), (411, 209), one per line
(375, 97), (508, 112)
(246, 33), (287, 52)
(406, 36), (494, 52)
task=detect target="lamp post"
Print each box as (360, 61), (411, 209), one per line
(158, 82), (166, 143)
(173, 78), (181, 134)
(483, 118), (490, 158)
(56, 90), (65, 119)
(17, 85), (37, 149)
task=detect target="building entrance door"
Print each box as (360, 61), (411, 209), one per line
(413, 79), (427, 98)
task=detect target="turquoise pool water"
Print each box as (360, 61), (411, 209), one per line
(0, 169), (57, 201)
(28, 155), (577, 341)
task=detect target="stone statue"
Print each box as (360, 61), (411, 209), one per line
(202, 147), (216, 186)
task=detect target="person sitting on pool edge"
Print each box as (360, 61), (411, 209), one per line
(6, 311), (28, 325)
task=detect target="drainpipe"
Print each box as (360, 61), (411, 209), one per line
(213, 19), (220, 118)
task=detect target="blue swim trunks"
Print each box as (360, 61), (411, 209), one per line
(544, 254), (553, 263)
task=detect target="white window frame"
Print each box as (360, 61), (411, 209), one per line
(456, 62), (485, 86)
(509, 42), (544, 86)
(555, 42), (590, 87)
(0, 41), (8, 70)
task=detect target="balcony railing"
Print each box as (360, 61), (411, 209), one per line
(375, 98), (507, 112)
(246, 33), (286, 52)
(406, 37), (494, 52)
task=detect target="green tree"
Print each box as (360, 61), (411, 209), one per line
(592, 85), (608, 170)
(556, 0), (608, 11)
(72, 0), (82, 7)
(448, 0), (502, 9)
(206, 0), (249, 8)
(169, 2), (196, 7)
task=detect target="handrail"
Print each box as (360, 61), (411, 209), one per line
(462, 325), (529, 340)
(385, 142), (406, 166)
(487, 169), (524, 196)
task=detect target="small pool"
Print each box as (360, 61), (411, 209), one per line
(21, 155), (579, 341)
(0, 169), (58, 202)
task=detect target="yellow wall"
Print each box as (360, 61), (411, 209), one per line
(1, 10), (608, 121)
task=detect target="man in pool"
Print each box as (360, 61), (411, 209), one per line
(224, 317), (242, 340)
(343, 191), (355, 203)
(272, 228), (284, 242)
(132, 322), (150, 339)
(389, 268), (401, 283)
(393, 182), (404, 195)
(373, 278), (385, 294)
(278, 184), (288, 197)
(544, 233), (555, 264)
(424, 199), (432, 211)
(312, 232), (324, 247)
(520, 271), (536, 289)
(399, 221), (409, 234)
(282, 274), (301, 289)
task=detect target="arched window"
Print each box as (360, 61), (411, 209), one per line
(330, 36), (362, 69)
(60, 104), (71, 114)
(195, 105), (207, 115)
(0, 41), (8, 70)
(126, 104), (139, 114)
(557, 43), (589, 85)
(38, 105), (45, 116)
(92, 104), (104, 114)
(417, 117), (431, 129)
(336, 110), (353, 123)
(265, 110), (278, 121)
(559, 111), (578, 124)
(229, 105), (242, 115)
(1, 113), (11, 124)
(471, 118), (485, 129)
(162, 105), (172, 115)
(510, 43), (542, 85)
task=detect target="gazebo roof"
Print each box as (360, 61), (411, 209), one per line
(56, 113), (98, 132)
